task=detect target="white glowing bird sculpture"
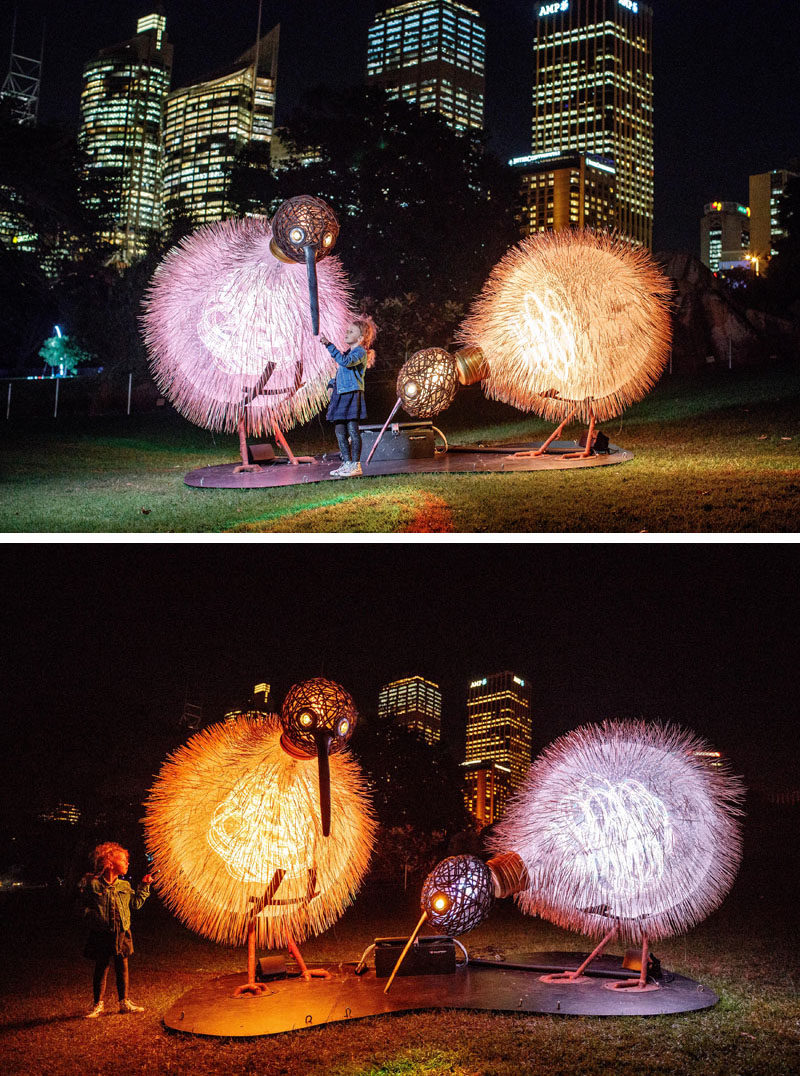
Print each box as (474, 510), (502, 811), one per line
(141, 199), (353, 469)
(144, 681), (375, 994)
(389, 721), (743, 994)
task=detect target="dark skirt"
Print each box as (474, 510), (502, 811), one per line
(83, 928), (133, 960)
(327, 388), (367, 423)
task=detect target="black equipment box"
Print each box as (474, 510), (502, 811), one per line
(359, 421), (435, 463)
(374, 935), (456, 978)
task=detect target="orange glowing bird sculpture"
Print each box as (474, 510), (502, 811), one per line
(144, 679), (376, 995)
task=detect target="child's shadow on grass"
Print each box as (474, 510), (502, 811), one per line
(1, 1012), (94, 1031)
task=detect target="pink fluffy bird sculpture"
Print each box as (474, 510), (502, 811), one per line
(142, 197), (352, 470)
(388, 721), (743, 994)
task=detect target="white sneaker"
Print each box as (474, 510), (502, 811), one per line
(347, 462), (362, 477)
(119, 998), (144, 1013)
(329, 462), (351, 477)
(85, 1000), (104, 1018)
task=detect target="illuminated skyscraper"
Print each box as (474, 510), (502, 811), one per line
(700, 201), (750, 273)
(531, 0), (653, 247)
(749, 168), (799, 272)
(366, 0), (485, 133)
(510, 149), (616, 237)
(79, 11), (173, 263)
(462, 671), (531, 823)
(378, 676), (442, 744)
(163, 26), (279, 225)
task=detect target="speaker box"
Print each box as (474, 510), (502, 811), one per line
(359, 422), (435, 463)
(255, 954), (287, 981)
(373, 935), (456, 978)
(247, 443), (276, 464)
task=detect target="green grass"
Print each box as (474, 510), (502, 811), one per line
(2, 365), (799, 532)
(1, 810), (798, 1075)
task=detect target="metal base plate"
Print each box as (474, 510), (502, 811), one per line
(163, 952), (718, 1037)
(183, 442), (633, 488)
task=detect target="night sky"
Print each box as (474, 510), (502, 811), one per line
(7, 0), (799, 254)
(2, 543), (798, 813)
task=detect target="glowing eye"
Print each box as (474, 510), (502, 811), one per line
(322, 233), (333, 247)
(432, 893), (450, 913)
(337, 719), (350, 737)
(299, 711), (315, 728)
(405, 382), (418, 397)
(289, 227), (305, 244)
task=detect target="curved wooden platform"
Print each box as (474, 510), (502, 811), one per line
(163, 951), (717, 1037)
(183, 442), (633, 489)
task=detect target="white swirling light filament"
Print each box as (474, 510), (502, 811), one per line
(564, 776), (673, 903)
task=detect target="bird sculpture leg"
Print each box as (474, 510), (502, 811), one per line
(540, 926), (618, 983)
(561, 405), (597, 460)
(606, 932), (659, 992)
(232, 920), (272, 996)
(287, 935), (331, 981)
(509, 406), (579, 459)
(233, 415), (264, 474)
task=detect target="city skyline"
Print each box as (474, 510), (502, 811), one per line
(2, 544), (799, 819)
(4, 0), (798, 253)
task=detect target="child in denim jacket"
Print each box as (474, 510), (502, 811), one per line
(320, 316), (377, 477)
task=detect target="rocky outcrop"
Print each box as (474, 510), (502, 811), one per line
(657, 252), (799, 372)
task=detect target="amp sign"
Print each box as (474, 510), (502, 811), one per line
(618, 0), (639, 11)
(538, 1), (569, 15)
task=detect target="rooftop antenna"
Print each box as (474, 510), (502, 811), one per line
(248, 0), (263, 141)
(1, 10), (45, 126)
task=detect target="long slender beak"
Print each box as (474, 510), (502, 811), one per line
(303, 245), (320, 335)
(314, 729), (333, 837)
(383, 910), (428, 994)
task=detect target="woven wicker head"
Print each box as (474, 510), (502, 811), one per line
(420, 854), (495, 935)
(269, 196), (340, 335)
(280, 678), (359, 837)
(397, 348), (460, 419)
(270, 196), (339, 263)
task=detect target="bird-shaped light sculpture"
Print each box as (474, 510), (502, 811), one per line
(386, 721), (743, 993)
(142, 198), (351, 470)
(371, 230), (672, 463)
(144, 680), (375, 996)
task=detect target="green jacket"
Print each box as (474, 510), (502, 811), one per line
(81, 875), (150, 934)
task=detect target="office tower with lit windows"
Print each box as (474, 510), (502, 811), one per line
(378, 676), (442, 744)
(510, 149), (616, 237)
(700, 201), (750, 273)
(163, 25), (279, 225)
(749, 168), (799, 273)
(462, 671), (531, 824)
(224, 681), (273, 723)
(79, 11), (173, 263)
(366, 1), (484, 133)
(531, 0), (653, 247)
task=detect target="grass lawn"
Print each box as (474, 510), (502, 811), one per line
(1, 364), (799, 533)
(0, 808), (797, 1075)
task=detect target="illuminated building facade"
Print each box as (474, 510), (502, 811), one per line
(163, 26), (279, 225)
(700, 201), (750, 273)
(463, 671), (531, 823)
(378, 676), (442, 744)
(748, 168), (799, 272)
(79, 12), (173, 263)
(224, 681), (273, 723)
(531, 0), (653, 247)
(510, 149), (616, 237)
(366, 0), (485, 133)
(462, 760), (511, 826)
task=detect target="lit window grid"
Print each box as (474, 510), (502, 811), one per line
(531, 3), (653, 248)
(163, 69), (275, 224)
(378, 676), (442, 744)
(464, 676), (531, 791)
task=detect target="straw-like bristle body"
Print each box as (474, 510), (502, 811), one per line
(490, 721), (744, 944)
(144, 715), (376, 949)
(141, 216), (354, 434)
(458, 230), (673, 423)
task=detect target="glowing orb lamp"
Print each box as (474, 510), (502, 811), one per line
(396, 348), (460, 419)
(458, 230), (673, 425)
(269, 195), (340, 335)
(421, 854), (495, 935)
(141, 213), (352, 438)
(144, 713), (375, 952)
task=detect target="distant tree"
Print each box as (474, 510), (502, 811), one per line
(38, 329), (93, 374)
(229, 86), (518, 365)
